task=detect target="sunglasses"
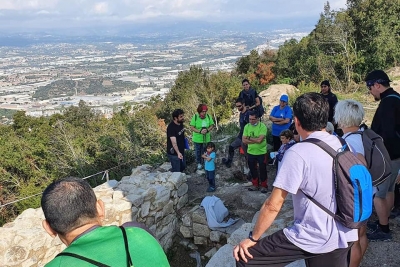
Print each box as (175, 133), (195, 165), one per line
(236, 105), (242, 108)
(366, 79), (389, 90)
(366, 80), (375, 90)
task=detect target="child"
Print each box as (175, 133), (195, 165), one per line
(202, 142), (216, 192)
(273, 129), (296, 171)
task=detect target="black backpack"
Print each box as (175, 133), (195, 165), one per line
(346, 128), (392, 186)
(302, 137), (373, 229)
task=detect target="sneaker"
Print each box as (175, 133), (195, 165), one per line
(367, 227), (392, 242)
(248, 186), (259, 191)
(197, 164), (202, 170)
(260, 187), (268, 193)
(206, 187), (215, 192)
(242, 181), (253, 187)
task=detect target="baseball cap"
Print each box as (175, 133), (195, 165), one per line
(365, 70), (391, 83)
(280, 95), (289, 103)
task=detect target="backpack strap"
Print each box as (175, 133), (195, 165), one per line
(119, 226), (133, 267)
(300, 136), (349, 219)
(56, 252), (110, 267)
(384, 94), (400, 101)
(301, 137), (348, 158)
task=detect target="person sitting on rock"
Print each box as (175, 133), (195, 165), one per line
(222, 97), (250, 168)
(41, 177), (170, 267)
(273, 129), (296, 171)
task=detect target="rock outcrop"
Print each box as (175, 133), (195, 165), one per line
(260, 84), (297, 114)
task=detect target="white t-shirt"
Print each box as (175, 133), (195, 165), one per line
(273, 131), (358, 254)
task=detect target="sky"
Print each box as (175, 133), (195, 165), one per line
(0, 0), (347, 32)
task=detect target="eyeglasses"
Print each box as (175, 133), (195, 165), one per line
(236, 105), (242, 108)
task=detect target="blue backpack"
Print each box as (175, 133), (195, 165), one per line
(302, 137), (373, 229)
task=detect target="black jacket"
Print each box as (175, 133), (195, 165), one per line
(371, 88), (400, 159)
(321, 91), (338, 123)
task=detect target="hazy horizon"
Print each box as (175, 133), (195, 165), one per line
(0, 0), (346, 33)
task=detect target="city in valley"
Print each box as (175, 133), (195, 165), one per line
(0, 30), (307, 124)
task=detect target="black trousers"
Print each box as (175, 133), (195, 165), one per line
(236, 230), (353, 267)
(272, 135), (281, 152)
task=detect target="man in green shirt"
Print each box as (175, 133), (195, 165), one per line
(41, 177), (170, 267)
(242, 111), (268, 193)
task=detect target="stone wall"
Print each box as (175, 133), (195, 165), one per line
(205, 194), (306, 267)
(179, 205), (245, 247)
(0, 165), (188, 267)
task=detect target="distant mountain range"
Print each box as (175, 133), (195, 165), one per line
(0, 19), (316, 47)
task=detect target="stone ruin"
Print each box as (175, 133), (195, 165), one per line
(0, 164), (306, 267)
(0, 165), (187, 266)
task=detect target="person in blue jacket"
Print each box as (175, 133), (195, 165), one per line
(269, 95), (293, 151)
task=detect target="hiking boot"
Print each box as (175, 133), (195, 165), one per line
(248, 186), (259, 191)
(206, 186), (215, 192)
(367, 227), (392, 242)
(260, 187), (269, 193)
(197, 164), (202, 170)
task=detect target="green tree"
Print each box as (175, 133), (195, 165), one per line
(347, 0), (400, 74)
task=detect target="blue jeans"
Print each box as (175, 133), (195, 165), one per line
(194, 142), (206, 164)
(206, 170), (215, 188)
(167, 153), (186, 172)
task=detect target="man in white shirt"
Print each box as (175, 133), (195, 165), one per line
(233, 92), (357, 267)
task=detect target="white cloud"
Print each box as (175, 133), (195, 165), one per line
(0, 0), (348, 30)
(93, 2), (109, 15)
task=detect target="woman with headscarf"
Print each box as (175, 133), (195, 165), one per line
(190, 104), (215, 170)
(269, 94), (293, 151)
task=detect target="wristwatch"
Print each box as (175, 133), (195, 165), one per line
(248, 231), (259, 242)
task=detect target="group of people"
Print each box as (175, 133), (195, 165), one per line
(40, 70), (400, 267)
(233, 69), (400, 267)
(166, 78), (340, 195)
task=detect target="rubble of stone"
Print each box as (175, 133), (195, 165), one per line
(0, 165), (188, 267)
